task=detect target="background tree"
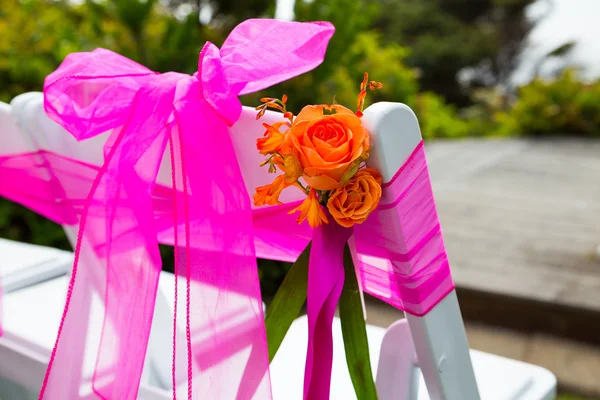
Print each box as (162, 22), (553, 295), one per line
(374, 0), (539, 105)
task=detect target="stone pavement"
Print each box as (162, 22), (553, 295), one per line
(426, 137), (600, 315)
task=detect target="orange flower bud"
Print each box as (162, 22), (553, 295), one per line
(256, 121), (288, 154)
(268, 102), (284, 111)
(369, 81), (383, 90)
(253, 175), (287, 206)
(256, 107), (266, 120)
(289, 189), (329, 228)
(356, 89), (367, 114)
(360, 72), (368, 92)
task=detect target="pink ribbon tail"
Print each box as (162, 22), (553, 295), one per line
(304, 221), (352, 400)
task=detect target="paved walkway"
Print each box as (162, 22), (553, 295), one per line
(426, 137), (600, 312)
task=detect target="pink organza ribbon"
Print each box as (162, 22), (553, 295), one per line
(1, 137), (452, 400)
(0, 22), (452, 398)
(28, 19), (334, 400)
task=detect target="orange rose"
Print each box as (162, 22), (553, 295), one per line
(327, 168), (382, 228)
(289, 105), (370, 191)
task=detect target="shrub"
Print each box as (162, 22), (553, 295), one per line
(496, 69), (600, 137)
(413, 92), (470, 139)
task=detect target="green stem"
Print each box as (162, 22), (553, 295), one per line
(265, 243), (311, 361)
(296, 180), (310, 195)
(339, 244), (378, 400)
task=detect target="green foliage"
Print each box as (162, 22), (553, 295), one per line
(0, 201), (70, 250)
(557, 395), (598, 400)
(413, 92), (470, 139)
(314, 31), (419, 108)
(495, 70), (600, 137)
(294, 0), (378, 82)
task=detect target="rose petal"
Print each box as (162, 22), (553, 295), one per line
(295, 105), (327, 124)
(313, 136), (335, 155)
(301, 145), (326, 166)
(303, 173), (339, 191)
(323, 142), (350, 163)
(304, 163), (348, 181)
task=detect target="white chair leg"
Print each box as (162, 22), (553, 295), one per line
(406, 290), (480, 400)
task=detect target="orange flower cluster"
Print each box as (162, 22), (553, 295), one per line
(253, 73), (383, 228)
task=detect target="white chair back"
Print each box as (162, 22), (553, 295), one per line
(0, 100), (34, 155)
(6, 93), (165, 398)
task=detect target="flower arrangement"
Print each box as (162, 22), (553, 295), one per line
(257, 73), (384, 400)
(253, 73), (384, 228)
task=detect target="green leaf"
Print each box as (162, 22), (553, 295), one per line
(265, 242), (311, 361)
(339, 244), (378, 400)
(338, 157), (363, 186)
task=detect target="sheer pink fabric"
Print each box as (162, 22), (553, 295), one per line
(0, 20), (453, 398)
(355, 141), (454, 316)
(0, 139), (451, 399)
(35, 19), (334, 399)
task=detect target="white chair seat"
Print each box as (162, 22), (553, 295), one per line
(270, 315), (556, 400)
(0, 271), (174, 399)
(1, 271), (555, 400)
(154, 270), (556, 400)
(0, 238), (72, 293)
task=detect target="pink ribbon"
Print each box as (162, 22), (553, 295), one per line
(28, 19), (334, 399)
(1, 138), (452, 399)
(304, 221), (352, 400)
(1, 27), (452, 398)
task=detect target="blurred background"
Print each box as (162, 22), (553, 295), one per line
(1, 1), (599, 399)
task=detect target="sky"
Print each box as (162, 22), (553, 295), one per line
(513, 0), (600, 83)
(276, 0), (600, 83)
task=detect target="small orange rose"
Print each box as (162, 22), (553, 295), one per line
(327, 168), (382, 228)
(289, 105), (370, 191)
(289, 188), (329, 228)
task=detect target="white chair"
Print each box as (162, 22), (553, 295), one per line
(0, 94), (172, 399)
(0, 101), (72, 294)
(2, 92), (556, 399)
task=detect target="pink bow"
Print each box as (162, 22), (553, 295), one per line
(37, 19), (334, 399)
(1, 19), (455, 400)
